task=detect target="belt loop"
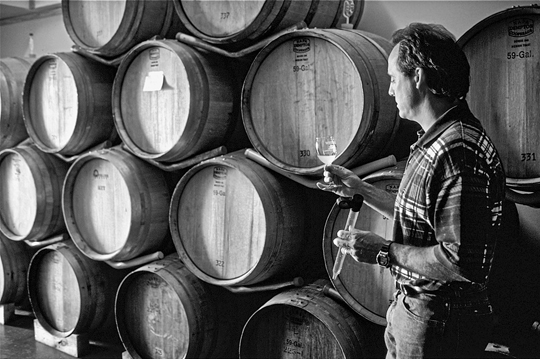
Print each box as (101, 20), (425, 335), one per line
(445, 298), (451, 317)
(396, 282), (415, 296)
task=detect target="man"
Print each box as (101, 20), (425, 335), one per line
(318, 23), (505, 358)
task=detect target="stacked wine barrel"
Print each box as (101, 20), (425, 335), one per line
(2, 1), (538, 358)
(458, 5), (540, 207)
(0, 57), (34, 150)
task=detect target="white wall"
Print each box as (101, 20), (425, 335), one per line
(0, 12), (72, 58)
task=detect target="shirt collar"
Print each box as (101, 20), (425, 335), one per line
(414, 101), (469, 149)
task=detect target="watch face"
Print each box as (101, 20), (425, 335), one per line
(377, 253), (390, 267)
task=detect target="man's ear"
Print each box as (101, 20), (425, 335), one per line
(414, 67), (427, 90)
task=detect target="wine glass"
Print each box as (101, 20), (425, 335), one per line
(315, 135), (341, 189)
(315, 135), (337, 165)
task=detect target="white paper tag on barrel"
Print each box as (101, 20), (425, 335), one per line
(142, 71), (165, 92)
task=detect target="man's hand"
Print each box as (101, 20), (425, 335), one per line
(333, 228), (390, 264)
(317, 164), (397, 219)
(316, 164), (365, 198)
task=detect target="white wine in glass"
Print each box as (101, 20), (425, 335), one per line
(315, 136), (337, 165)
(316, 135), (341, 189)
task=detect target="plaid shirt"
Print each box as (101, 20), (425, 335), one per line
(390, 101), (505, 292)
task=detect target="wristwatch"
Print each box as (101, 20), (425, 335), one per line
(376, 242), (392, 268)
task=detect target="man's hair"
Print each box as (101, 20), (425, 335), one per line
(391, 23), (470, 101)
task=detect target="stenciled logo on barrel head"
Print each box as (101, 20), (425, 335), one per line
(285, 308), (308, 326)
(147, 276), (162, 289)
(48, 59), (57, 78)
(48, 59), (57, 70)
(52, 252), (61, 264)
(149, 48), (161, 60)
(93, 169), (108, 180)
(508, 18), (534, 37)
(213, 166), (227, 180)
(386, 184), (399, 195)
(293, 38), (311, 53)
(12, 156), (22, 178)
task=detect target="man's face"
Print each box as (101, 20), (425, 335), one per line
(387, 45), (420, 121)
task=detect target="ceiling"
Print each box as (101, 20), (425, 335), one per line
(1, 3), (33, 19)
(0, 1), (61, 25)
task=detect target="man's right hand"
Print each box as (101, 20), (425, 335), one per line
(317, 164), (397, 219)
(316, 164), (364, 198)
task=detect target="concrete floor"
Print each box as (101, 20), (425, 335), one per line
(1, 312), (124, 359)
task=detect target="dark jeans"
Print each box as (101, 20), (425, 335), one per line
(384, 288), (494, 358)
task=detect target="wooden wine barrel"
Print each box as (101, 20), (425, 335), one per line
(169, 151), (331, 286)
(116, 254), (269, 359)
(113, 39), (243, 163)
(62, 0), (186, 58)
(62, 147), (170, 262)
(0, 236), (31, 306)
(323, 162), (405, 326)
(22, 52), (116, 156)
(173, 0), (364, 49)
(458, 5), (540, 191)
(0, 144), (69, 242)
(27, 240), (126, 337)
(0, 57), (34, 150)
(242, 28), (399, 176)
(239, 282), (369, 358)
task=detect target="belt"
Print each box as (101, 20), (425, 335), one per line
(396, 281), (488, 299)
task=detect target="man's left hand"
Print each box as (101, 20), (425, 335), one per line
(333, 229), (388, 264)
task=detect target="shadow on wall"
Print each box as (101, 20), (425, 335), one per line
(356, 0), (536, 41)
(357, 0), (398, 39)
(517, 205), (540, 251)
(489, 203), (540, 357)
